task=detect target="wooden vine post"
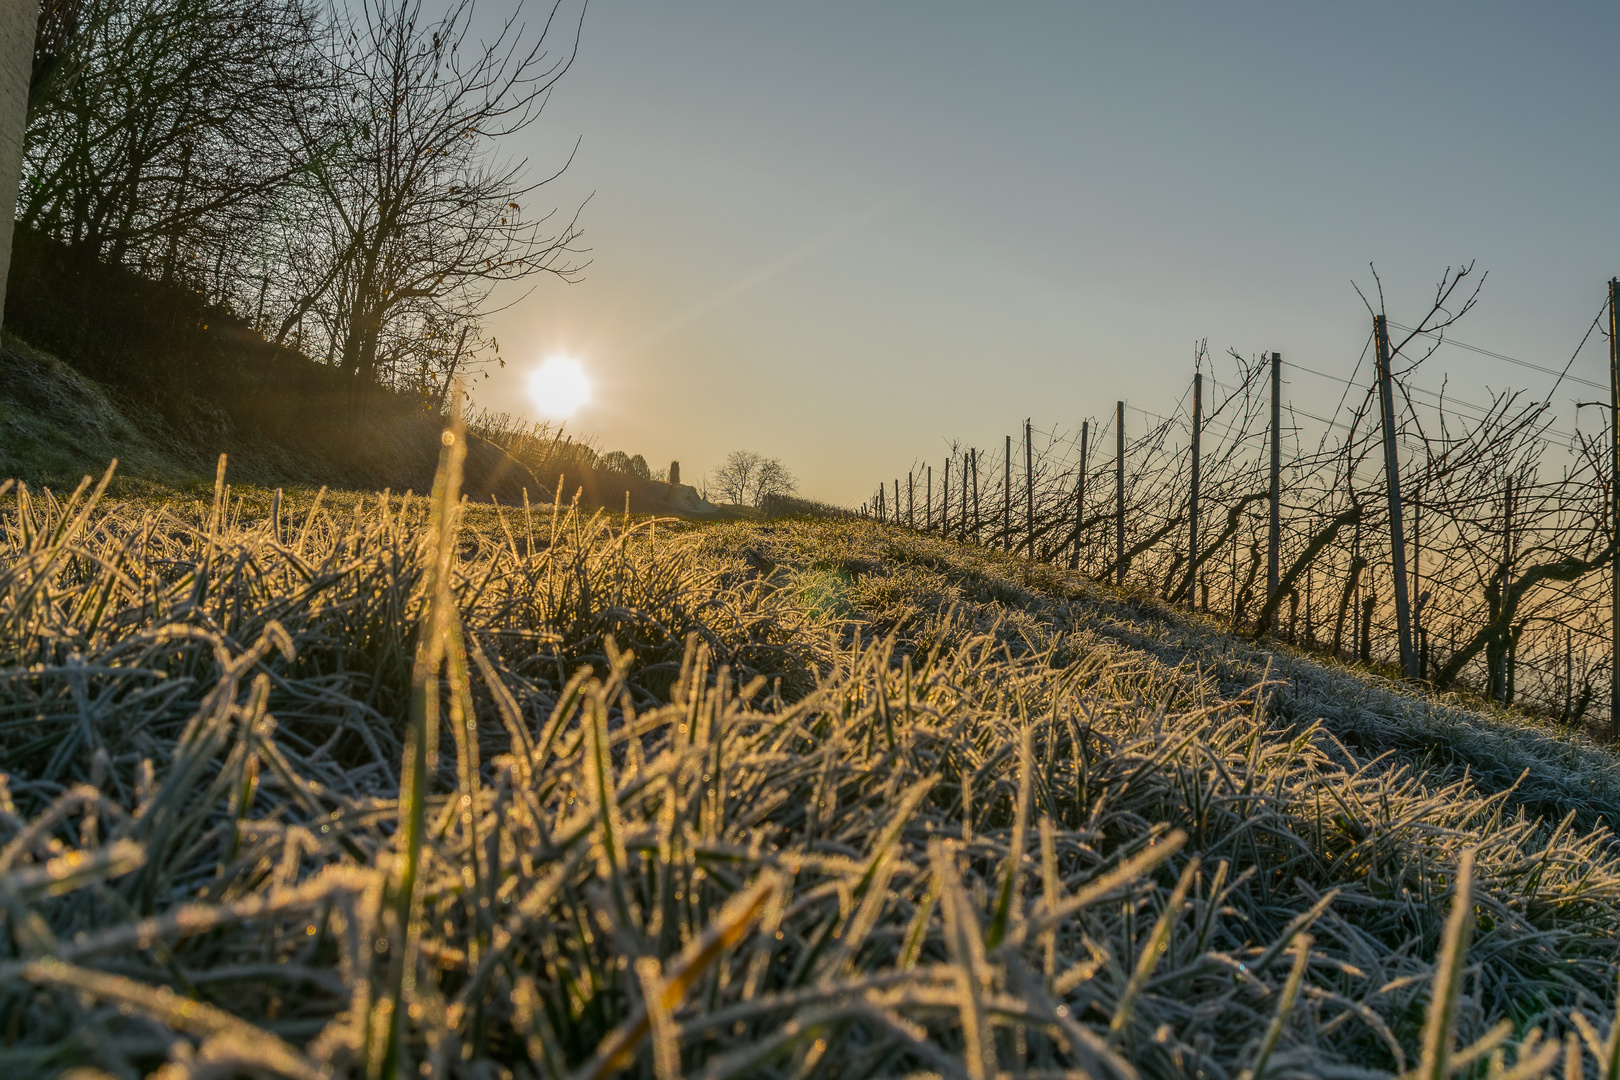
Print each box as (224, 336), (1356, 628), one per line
(1373, 315), (1418, 678)
(1003, 434), (1011, 551)
(943, 458), (951, 538)
(927, 466), (933, 531)
(1611, 278), (1620, 738)
(1025, 419), (1035, 558)
(1070, 420), (1088, 571)
(1115, 401), (1125, 586)
(959, 450), (968, 541)
(1188, 372), (1202, 607)
(1266, 352), (1282, 633)
(971, 449), (981, 540)
(1501, 476), (1514, 702)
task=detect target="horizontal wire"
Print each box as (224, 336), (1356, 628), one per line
(1388, 321), (1608, 393)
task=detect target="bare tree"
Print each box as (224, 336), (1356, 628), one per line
(19, 0), (314, 278)
(754, 457), (798, 506)
(281, 0), (587, 423)
(711, 450), (762, 506)
(710, 451), (797, 507)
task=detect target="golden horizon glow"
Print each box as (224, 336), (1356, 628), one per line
(527, 356), (591, 420)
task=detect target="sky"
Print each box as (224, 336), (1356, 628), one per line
(477, 2), (1620, 505)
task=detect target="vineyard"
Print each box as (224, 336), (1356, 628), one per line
(869, 268), (1620, 732)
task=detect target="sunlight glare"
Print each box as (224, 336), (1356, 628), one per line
(528, 356), (591, 420)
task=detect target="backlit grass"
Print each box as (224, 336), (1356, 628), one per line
(4, 441), (1620, 1078)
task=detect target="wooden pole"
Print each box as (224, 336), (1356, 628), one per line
(894, 478), (900, 524)
(908, 472), (914, 529)
(1610, 278), (1620, 738)
(1188, 373), (1201, 607)
(1373, 315), (1418, 678)
(971, 449), (981, 541)
(959, 450), (968, 542)
(1003, 434), (1011, 552)
(943, 458), (951, 539)
(1265, 352), (1282, 633)
(1567, 625), (1575, 724)
(1071, 421), (1088, 571)
(1304, 566), (1313, 646)
(1501, 476), (1514, 703)
(1233, 524), (1241, 625)
(927, 466), (933, 532)
(1115, 401), (1126, 586)
(1025, 419), (1035, 559)
(1412, 494), (1423, 677)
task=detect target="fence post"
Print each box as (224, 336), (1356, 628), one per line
(927, 466), (933, 531)
(1071, 420), (1088, 571)
(1003, 434), (1011, 552)
(894, 478), (900, 525)
(959, 450), (968, 542)
(1025, 419), (1035, 559)
(908, 472), (914, 529)
(1188, 373), (1201, 607)
(1566, 626), (1575, 723)
(1610, 278), (1619, 737)
(1265, 352), (1282, 634)
(1115, 401), (1126, 586)
(1412, 494), (1423, 677)
(971, 449), (981, 541)
(1500, 475), (1514, 702)
(1373, 315), (1418, 678)
(1304, 566), (1313, 646)
(943, 458), (951, 539)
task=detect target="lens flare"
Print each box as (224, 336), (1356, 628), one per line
(528, 356), (591, 419)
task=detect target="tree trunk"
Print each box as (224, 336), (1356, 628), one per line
(1252, 501), (1362, 640)
(1332, 555), (1367, 657)
(1433, 538), (1616, 691)
(0, 3), (38, 324)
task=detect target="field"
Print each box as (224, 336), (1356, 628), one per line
(6, 434), (1620, 1080)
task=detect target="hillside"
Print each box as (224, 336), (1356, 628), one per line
(0, 327), (718, 522)
(3, 442), (1620, 1079)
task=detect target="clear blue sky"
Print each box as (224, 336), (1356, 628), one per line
(479, 2), (1619, 504)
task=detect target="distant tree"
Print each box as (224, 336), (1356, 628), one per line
(597, 451), (651, 480)
(711, 450), (761, 505)
(754, 457), (798, 505)
(711, 450), (797, 507)
(667, 460), (680, 486)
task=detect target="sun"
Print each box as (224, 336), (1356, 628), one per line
(527, 356), (591, 420)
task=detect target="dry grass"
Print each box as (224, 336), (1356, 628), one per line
(5, 443), (1620, 1079)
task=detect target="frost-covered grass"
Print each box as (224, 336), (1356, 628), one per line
(5, 441), (1620, 1079)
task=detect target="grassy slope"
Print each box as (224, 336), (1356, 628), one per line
(3, 465), (1620, 1079)
(701, 519), (1620, 834)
